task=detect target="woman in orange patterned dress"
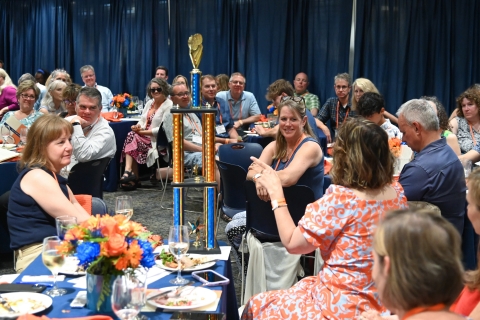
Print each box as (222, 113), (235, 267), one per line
(242, 118), (408, 319)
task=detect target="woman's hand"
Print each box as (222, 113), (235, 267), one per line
(251, 156), (284, 201)
(131, 124), (142, 132)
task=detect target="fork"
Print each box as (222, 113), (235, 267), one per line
(0, 296), (15, 313)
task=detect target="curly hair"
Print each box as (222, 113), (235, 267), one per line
(265, 79), (294, 101)
(330, 117), (394, 189)
(456, 89), (480, 118)
(420, 96), (449, 131)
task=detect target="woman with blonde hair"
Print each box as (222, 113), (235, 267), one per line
(7, 115), (90, 272)
(0, 68), (19, 118)
(39, 80), (67, 115)
(216, 74), (229, 92)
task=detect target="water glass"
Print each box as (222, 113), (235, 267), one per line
(137, 101), (144, 114)
(111, 275), (144, 320)
(1, 126), (12, 147)
(168, 225), (190, 285)
(461, 159), (472, 178)
(55, 215), (77, 240)
(116, 195), (133, 220)
(113, 109), (119, 119)
(42, 236), (67, 297)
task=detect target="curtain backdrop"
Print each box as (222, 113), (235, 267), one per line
(354, 0), (480, 114)
(1, 0), (478, 114)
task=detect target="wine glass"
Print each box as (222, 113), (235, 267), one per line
(42, 236), (67, 297)
(113, 109), (119, 119)
(461, 159), (472, 178)
(168, 225), (190, 285)
(116, 195), (133, 220)
(1, 126), (12, 148)
(19, 127), (28, 145)
(133, 267), (149, 320)
(55, 215), (77, 240)
(111, 274), (145, 320)
(137, 101), (144, 114)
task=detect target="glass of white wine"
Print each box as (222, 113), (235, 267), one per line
(111, 274), (144, 320)
(116, 195), (133, 220)
(42, 236), (67, 297)
(55, 215), (77, 240)
(168, 225), (190, 285)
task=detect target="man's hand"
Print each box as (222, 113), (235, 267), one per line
(233, 120), (243, 129)
(320, 126), (331, 143)
(70, 116), (88, 128)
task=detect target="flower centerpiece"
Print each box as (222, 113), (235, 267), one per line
(58, 214), (162, 311)
(389, 137), (402, 176)
(111, 93), (135, 116)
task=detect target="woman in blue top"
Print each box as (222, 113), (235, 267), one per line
(0, 80), (43, 128)
(7, 115), (90, 272)
(226, 96), (324, 272)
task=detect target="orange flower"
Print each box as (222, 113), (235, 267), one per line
(82, 214), (101, 231)
(104, 233), (127, 257)
(56, 242), (73, 255)
(65, 227), (86, 241)
(115, 240), (142, 270)
(99, 215), (121, 237)
(389, 137), (402, 158)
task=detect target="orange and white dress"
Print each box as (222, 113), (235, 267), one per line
(242, 182), (408, 319)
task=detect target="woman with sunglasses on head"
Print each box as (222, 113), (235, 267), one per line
(120, 78), (172, 190)
(0, 80), (43, 128)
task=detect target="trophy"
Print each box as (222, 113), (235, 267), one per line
(188, 34), (203, 109)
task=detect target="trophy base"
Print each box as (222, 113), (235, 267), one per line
(187, 240), (221, 255)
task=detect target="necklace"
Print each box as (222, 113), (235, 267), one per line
(274, 134), (306, 171)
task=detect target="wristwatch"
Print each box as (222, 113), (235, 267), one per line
(72, 121), (81, 126)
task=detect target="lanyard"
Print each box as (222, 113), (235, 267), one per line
(402, 303), (445, 320)
(469, 124), (477, 146)
(335, 100), (349, 129)
(203, 100), (223, 124)
(274, 135), (306, 171)
(228, 100), (242, 121)
(185, 114), (202, 136)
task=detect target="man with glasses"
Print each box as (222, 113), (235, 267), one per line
(80, 65), (113, 112)
(65, 87), (116, 174)
(294, 72), (320, 116)
(216, 72), (261, 131)
(317, 73), (355, 142)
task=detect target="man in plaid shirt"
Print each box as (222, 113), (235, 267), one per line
(317, 73), (355, 142)
(293, 72), (320, 117)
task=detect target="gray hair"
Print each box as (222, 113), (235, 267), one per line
(334, 73), (351, 85)
(169, 82), (189, 96)
(397, 99), (439, 131)
(76, 86), (102, 108)
(229, 72), (246, 84)
(18, 73), (36, 85)
(80, 65), (95, 75)
(41, 80), (67, 113)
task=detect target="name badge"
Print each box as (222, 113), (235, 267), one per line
(334, 129), (338, 141)
(216, 125), (226, 134)
(192, 135), (202, 144)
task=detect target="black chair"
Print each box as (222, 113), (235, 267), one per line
(217, 143), (263, 172)
(244, 180), (315, 242)
(215, 160), (248, 232)
(68, 157), (111, 199)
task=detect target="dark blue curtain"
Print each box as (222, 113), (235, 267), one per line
(354, 0), (480, 115)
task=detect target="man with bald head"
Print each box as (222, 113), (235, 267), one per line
(293, 72), (320, 116)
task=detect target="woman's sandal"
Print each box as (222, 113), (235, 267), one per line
(121, 180), (141, 191)
(120, 170), (136, 183)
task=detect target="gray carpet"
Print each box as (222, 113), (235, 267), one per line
(0, 183), (243, 304)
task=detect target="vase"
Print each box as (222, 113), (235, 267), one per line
(118, 107), (128, 117)
(86, 272), (116, 312)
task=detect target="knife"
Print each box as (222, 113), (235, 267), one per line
(147, 281), (195, 301)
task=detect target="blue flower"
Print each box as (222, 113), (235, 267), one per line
(123, 98), (130, 107)
(75, 242), (100, 266)
(138, 240), (155, 268)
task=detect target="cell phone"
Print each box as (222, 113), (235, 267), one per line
(191, 270), (230, 286)
(0, 283), (46, 293)
(170, 311), (225, 319)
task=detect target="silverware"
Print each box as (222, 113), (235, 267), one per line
(194, 259), (219, 267)
(0, 296), (16, 313)
(147, 281), (195, 301)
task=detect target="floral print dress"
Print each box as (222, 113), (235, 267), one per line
(122, 112), (155, 164)
(242, 182), (408, 319)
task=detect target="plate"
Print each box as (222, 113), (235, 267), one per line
(147, 286), (217, 310)
(155, 254), (217, 272)
(1, 144), (16, 150)
(59, 256), (86, 275)
(0, 292), (53, 318)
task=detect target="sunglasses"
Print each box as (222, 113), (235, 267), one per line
(150, 87), (162, 93)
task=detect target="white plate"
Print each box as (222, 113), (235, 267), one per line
(119, 118), (140, 122)
(155, 254), (216, 272)
(1, 144), (16, 149)
(0, 292), (52, 318)
(59, 256), (86, 275)
(147, 286), (217, 310)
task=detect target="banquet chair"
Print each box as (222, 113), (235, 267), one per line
(217, 142), (263, 171)
(241, 180), (315, 304)
(215, 160), (248, 234)
(92, 197), (108, 215)
(0, 162), (18, 254)
(68, 157), (111, 199)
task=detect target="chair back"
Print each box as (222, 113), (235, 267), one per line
(0, 162), (19, 196)
(216, 160), (248, 218)
(217, 143), (263, 172)
(244, 180), (315, 241)
(92, 197), (108, 215)
(68, 157), (111, 199)
(156, 123), (172, 165)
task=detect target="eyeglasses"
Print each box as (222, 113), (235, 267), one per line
(281, 96), (305, 104)
(230, 80), (245, 85)
(150, 87), (162, 93)
(172, 91), (190, 97)
(20, 94), (36, 100)
(64, 99), (76, 105)
(335, 85), (350, 90)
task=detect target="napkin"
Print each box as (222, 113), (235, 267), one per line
(74, 194), (92, 215)
(20, 315), (113, 320)
(101, 111), (124, 122)
(21, 275), (66, 282)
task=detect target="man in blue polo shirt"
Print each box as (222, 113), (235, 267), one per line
(216, 72), (261, 131)
(201, 75), (239, 143)
(398, 99), (466, 235)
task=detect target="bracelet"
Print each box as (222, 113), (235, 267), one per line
(271, 198), (286, 209)
(253, 173), (262, 182)
(273, 204), (288, 211)
(225, 138), (229, 144)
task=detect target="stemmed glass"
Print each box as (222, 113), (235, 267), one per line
(19, 127), (28, 146)
(116, 195), (133, 220)
(111, 274), (145, 320)
(113, 109), (119, 119)
(1, 126), (13, 148)
(42, 236), (67, 297)
(55, 215), (77, 240)
(168, 225), (190, 285)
